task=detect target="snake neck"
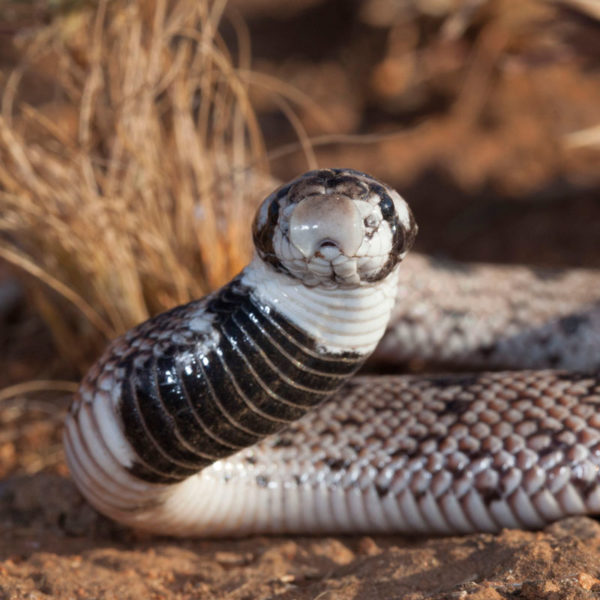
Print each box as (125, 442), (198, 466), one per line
(68, 257), (399, 489)
(240, 256), (400, 358)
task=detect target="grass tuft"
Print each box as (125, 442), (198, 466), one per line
(0, 0), (274, 372)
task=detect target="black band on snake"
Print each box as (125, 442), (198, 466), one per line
(64, 168), (600, 537)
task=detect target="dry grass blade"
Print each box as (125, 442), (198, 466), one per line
(564, 124), (600, 149)
(0, 0), (276, 373)
(0, 381), (78, 404)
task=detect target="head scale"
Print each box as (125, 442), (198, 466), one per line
(252, 168), (418, 287)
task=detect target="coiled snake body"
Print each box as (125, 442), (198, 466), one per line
(64, 169), (600, 536)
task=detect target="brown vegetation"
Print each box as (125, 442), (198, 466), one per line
(0, 0), (273, 371)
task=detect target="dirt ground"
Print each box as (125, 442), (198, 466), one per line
(1, 0), (600, 598)
(2, 472), (600, 599)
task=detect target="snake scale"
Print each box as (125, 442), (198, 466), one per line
(64, 169), (600, 536)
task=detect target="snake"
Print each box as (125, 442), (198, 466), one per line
(64, 168), (600, 537)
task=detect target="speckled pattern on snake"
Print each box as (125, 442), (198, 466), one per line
(64, 168), (600, 537)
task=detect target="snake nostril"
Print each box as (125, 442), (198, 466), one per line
(316, 240), (343, 262)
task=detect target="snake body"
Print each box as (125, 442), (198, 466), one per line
(64, 169), (600, 536)
(377, 253), (600, 373)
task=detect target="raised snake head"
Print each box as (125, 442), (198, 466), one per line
(252, 168), (418, 287)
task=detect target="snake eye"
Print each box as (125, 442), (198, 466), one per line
(364, 214), (378, 228)
(378, 196), (394, 220)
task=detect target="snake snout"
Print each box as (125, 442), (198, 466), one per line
(289, 194), (364, 259)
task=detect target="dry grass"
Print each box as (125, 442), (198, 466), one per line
(0, 0), (276, 372)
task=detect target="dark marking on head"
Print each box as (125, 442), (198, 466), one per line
(327, 173), (369, 198)
(331, 167), (370, 178)
(286, 170), (331, 204)
(275, 182), (293, 200)
(252, 195), (287, 274)
(363, 183), (417, 282)
(405, 209), (419, 250)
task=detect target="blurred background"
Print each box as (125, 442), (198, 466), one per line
(0, 0), (598, 475)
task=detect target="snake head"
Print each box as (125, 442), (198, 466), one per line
(252, 168), (418, 287)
